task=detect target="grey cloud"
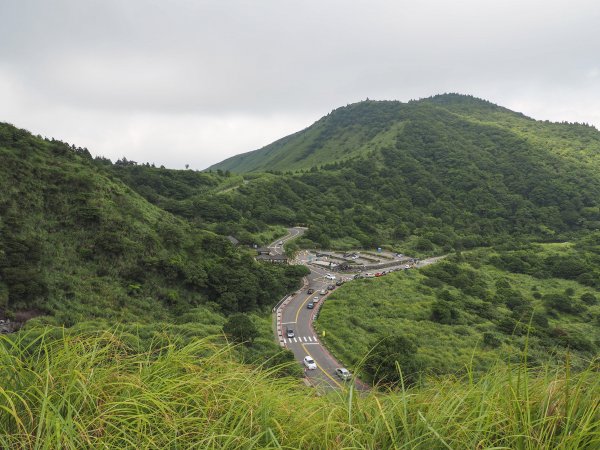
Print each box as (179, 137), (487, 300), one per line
(1, 0), (599, 168)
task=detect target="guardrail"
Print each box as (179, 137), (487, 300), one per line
(272, 294), (290, 313)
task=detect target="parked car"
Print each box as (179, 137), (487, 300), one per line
(336, 280), (344, 286)
(307, 288), (314, 294)
(278, 241), (283, 245)
(319, 289), (327, 295)
(375, 272), (383, 277)
(313, 296), (320, 303)
(286, 326), (295, 338)
(335, 368), (351, 381)
(307, 301), (314, 309)
(303, 356), (317, 370)
(353, 274), (364, 279)
(325, 273), (336, 280)
(327, 284), (336, 290)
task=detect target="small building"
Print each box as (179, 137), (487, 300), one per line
(256, 254), (289, 264)
(226, 236), (239, 246)
(256, 247), (271, 255)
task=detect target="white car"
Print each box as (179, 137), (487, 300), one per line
(325, 273), (336, 280)
(313, 296), (320, 303)
(303, 356), (317, 370)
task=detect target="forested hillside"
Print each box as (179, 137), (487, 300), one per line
(183, 95), (600, 253)
(0, 123), (306, 326)
(318, 243), (600, 383)
(1, 98), (599, 447)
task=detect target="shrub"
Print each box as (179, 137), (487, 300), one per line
(580, 292), (597, 305)
(222, 313), (259, 346)
(363, 334), (421, 387)
(483, 331), (501, 348)
(430, 301), (459, 325)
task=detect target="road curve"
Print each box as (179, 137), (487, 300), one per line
(270, 229), (445, 390)
(271, 228), (365, 390)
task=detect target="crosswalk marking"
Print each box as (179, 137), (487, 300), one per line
(287, 336), (319, 344)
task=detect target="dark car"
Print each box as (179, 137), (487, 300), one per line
(336, 280), (344, 286)
(307, 302), (314, 309)
(327, 284), (336, 290)
(307, 288), (314, 294)
(335, 368), (351, 381)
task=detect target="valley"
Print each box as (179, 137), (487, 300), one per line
(1, 94), (599, 447)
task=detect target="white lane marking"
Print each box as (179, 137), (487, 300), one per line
(281, 321), (296, 325)
(293, 337), (297, 343)
(303, 342), (319, 345)
(306, 336), (312, 342)
(313, 336), (317, 341)
(303, 337), (307, 342)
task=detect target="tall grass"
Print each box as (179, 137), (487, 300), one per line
(0, 329), (598, 449)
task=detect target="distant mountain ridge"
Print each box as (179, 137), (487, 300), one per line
(208, 93), (595, 173)
(200, 94), (600, 252)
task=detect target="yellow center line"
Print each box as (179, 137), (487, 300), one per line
(295, 292), (313, 323)
(301, 343), (343, 389)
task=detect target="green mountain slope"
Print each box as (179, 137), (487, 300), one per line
(208, 94), (600, 174)
(208, 100), (412, 172)
(318, 244), (600, 380)
(193, 96), (600, 252)
(0, 123), (305, 325)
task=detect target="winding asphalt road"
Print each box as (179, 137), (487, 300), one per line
(271, 228), (363, 389)
(271, 228), (444, 390)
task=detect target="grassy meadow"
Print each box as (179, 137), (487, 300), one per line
(316, 245), (600, 380)
(0, 328), (598, 449)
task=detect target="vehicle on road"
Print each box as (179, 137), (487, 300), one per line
(327, 284), (336, 290)
(313, 296), (320, 303)
(307, 288), (314, 294)
(325, 273), (336, 280)
(278, 241), (283, 245)
(335, 368), (351, 381)
(307, 301), (314, 309)
(336, 280), (344, 286)
(303, 356), (317, 370)
(286, 326), (295, 338)
(319, 289), (327, 295)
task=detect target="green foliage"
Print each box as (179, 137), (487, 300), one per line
(200, 95), (600, 256)
(430, 300), (460, 324)
(364, 334), (421, 387)
(316, 245), (599, 379)
(222, 313), (259, 345)
(0, 123), (305, 324)
(0, 329), (598, 448)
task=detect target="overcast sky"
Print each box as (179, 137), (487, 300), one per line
(1, 0), (599, 169)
